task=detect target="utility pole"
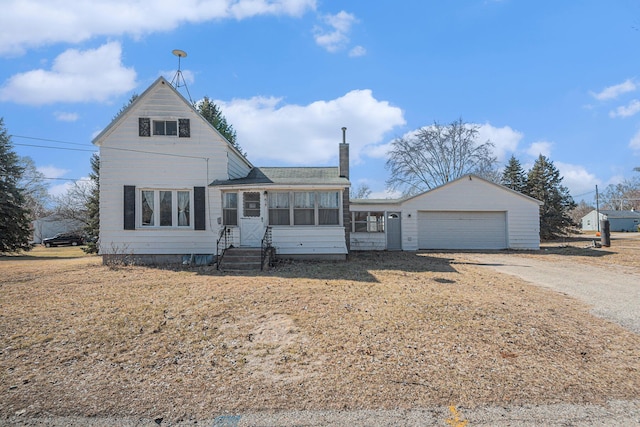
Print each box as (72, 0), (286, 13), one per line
(595, 185), (600, 232)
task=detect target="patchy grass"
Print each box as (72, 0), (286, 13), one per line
(1, 248), (639, 421)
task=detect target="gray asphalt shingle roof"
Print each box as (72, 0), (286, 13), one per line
(211, 167), (350, 187)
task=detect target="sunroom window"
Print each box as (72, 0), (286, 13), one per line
(353, 211), (385, 232)
(293, 192), (314, 225)
(223, 192), (238, 226)
(318, 191), (339, 225)
(268, 192), (290, 225)
(267, 190), (341, 226)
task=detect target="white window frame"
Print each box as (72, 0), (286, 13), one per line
(352, 211), (385, 233)
(139, 189), (193, 228)
(267, 190), (342, 227)
(153, 120), (178, 136)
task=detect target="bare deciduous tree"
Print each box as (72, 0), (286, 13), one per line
(18, 156), (50, 219)
(599, 177), (640, 211)
(53, 180), (94, 226)
(386, 118), (497, 195)
(350, 183), (372, 199)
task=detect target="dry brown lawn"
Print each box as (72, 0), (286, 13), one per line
(1, 237), (639, 421)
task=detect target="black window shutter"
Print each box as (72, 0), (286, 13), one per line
(179, 119), (190, 138)
(194, 186), (206, 230)
(139, 118), (150, 137)
(124, 185), (136, 230)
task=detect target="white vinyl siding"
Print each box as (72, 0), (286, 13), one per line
(97, 79), (225, 255)
(350, 176), (541, 251)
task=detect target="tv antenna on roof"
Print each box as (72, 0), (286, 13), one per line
(170, 49), (193, 104)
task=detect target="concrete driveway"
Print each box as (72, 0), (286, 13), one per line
(465, 252), (640, 334)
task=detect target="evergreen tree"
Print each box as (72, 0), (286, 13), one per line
(114, 94), (138, 120)
(526, 155), (577, 240)
(195, 96), (246, 156)
(0, 118), (33, 253)
(83, 153), (100, 254)
(501, 155), (527, 193)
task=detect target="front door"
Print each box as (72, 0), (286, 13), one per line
(387, 212), (402, 250)
(240, 191), (264, 246)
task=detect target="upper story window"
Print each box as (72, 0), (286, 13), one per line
(154, 120), (177, 136)
(139, 117), (190, 137)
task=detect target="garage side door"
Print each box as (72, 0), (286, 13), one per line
(418, 211), (507, 250)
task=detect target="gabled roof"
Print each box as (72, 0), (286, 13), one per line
(211, 167), (350, 187)
(595, 210), (640, 219)
(91, 76), (252, 168)
(351, 174), (543, 205)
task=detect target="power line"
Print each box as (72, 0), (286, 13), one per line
(11, 134), (94, 148)
(14, 142), (96, 153)
(11, 134), (209, 160)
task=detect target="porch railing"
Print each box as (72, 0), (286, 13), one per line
(216, 226), (233, 270)
(260, 226), (273, 270)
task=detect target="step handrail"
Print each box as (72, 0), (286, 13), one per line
(216, 226), (233, 270)
(260, 226), (273, 270)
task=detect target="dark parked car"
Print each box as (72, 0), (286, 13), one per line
(42, 233), (84, 247)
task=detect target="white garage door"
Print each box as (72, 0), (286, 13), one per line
(418, 211), (507, 250)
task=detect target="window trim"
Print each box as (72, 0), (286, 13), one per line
(267, 190), (341, 227)
(222, 192), (238, 226)
(138, 188), (194, 229)
(139, 117), (190, 138)
(153, 120), (178, 136)
(352, 211), (385, 233)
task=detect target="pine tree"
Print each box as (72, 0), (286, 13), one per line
(526, 155), (577, 240)
(83, 153), (100, 254)
(195, 96), (246, 156)
(501, 155), (527, 193)
(0, 118), (33, 253)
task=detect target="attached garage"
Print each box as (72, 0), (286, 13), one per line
(417, 211), (507, 249)
(350, 174), (542, 251)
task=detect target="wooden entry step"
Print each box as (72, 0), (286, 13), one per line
(218, 247), (263, 271)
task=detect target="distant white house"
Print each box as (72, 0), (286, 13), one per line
(31, 214), (84, 244)
(581, 209), (640, 232)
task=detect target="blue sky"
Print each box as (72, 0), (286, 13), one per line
(2, 0), (640, 202)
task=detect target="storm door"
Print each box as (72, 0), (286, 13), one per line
(239, 192), (264, 246)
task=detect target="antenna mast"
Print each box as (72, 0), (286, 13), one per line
(170, 49), (193, 104)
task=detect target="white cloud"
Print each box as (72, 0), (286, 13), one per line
(38, 165), (69, 179)
(590, 79), (637, 101)
(476, 123), (523, 161)
(161, 69), (196, 86)
(0, 0), (317, 55)
(54, 112), (79, 122)
(369, 189), (403, 199)
(349, 45), (367, 57)
(556, 162), (600, 197)
(314, 10), (358, 53)
(609, 99), (640, 118)
(217, 89), (405, 165)
(630, 129), (640, 152)
(0, 42), (136, 105)
(526, 141), (553, 157)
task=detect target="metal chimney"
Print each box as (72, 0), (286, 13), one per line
(339, 127), (349, 179)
